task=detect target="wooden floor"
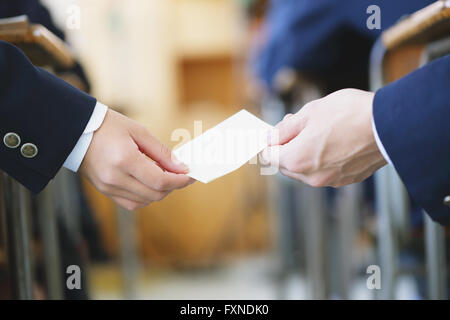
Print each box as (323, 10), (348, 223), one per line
(87, 254), (421, 300)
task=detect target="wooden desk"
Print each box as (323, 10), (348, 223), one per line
(0, 15), (74, 68)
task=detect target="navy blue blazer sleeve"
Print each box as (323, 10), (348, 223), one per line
(373, 55), (450, 225)
(0, 41), (96, 193)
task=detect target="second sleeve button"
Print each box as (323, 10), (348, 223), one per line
(21, 143), (38, 158)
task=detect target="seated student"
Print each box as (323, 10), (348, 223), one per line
(254, 0), (434, 92)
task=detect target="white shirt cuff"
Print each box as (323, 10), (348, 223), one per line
(372, 116), (393, 166)
(63, 102), (108, 172)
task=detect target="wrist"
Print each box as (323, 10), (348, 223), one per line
(368, 92), (388, 168)
(369, 91), (392, 167)
(64, 102), (108, 172)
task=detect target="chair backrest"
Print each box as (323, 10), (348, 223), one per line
(0, 15), (74, 68)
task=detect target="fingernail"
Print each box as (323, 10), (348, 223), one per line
(260, 148), (269, 165)
(172, 154), (189, 172)
(179, 162), (189, 173)
(172, 153), (181, 164)
(267, 130), (272, 145)
(268, 128), (278, 146)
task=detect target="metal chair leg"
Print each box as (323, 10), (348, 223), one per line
(117, 206), (139, 299)
(335, 183), (361, 299)
(370, 38), (400, 300)
(3, 174), (33, 299)
(301, 184), (328, 299)
(424, 212), (447, 300)
(374, 167), (397, 299)
(36, 181), (63, 299)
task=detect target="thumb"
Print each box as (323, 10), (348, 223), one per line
(268, 112), (306, 146)
(260, 145), (282, 167)
(130, 125), (189, 174)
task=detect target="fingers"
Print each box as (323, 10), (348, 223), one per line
(260, 145), (282, 167)
(113, 173), (170, 202)
(111, 196), (148, 212)
(81, 110), (193, 209)
(129, 152), (192, 191)
(129, 124), (189, 174)
(261, 134), (304, 170)
(269, 112), (306, 146)
(280, 168), (308, 182)
(260, 145), (291, 169)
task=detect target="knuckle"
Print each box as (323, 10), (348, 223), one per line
(309, 175), (327, 188)
(302, 162), (314, 173)
(309, 180), (322, 188)
(284, 158), (307, 174)
(134, 122), (148, 135)
(180, 177), (191, 188)
(308, 178), (319, 188)
(321, 174), (336, 187)
(303, 100), (317, 111)
(100, 170), (117, 186)
(325, 171), (341, 186)
(132, 122), (151, 140)
(283, 160), (298, 173)
(98, 183), (111, 194)
(156, 192), (168, 201)
(278, 127), (291, 139)
(159, 143), (172, 159)
(126, 202), (145, 211)
(331, 178), (346, 188)
(126, 203), (138, 211)
(153, 179), (169, 191)
(283, 163), (295, 173)
(134, 203), (146, 210)
(112, 151), (132, 167)
(294, 160), (309, 173)
(328, 175), (340, 187)
(140, 124), (151, 136)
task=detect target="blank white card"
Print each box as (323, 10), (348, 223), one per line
(173, 109), (273, 183)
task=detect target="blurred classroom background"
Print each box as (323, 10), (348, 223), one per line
(47, 0), (275, 300)
(1, 0), (449, 300)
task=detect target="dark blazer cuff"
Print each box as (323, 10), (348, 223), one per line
(0, 41), (96, 193)
(373, 55), (450, 225)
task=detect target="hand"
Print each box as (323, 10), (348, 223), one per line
(80, 109), (194, 210)
(261, 89), (387, 187)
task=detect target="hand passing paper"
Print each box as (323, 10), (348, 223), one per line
(173, 110), (273, 183)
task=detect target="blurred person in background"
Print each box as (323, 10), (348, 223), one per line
(253, 0), (434, 92)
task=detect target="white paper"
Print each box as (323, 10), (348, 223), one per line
(173, 109), (273, 183)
